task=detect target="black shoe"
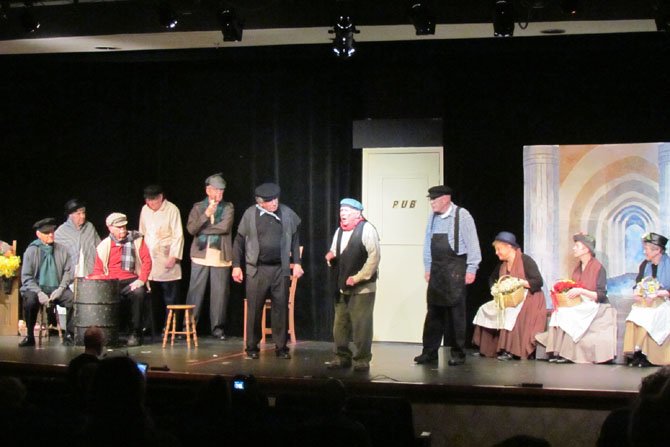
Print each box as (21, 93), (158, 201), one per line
(212, 328), (226, 340)
(448, 356), (466, 366)
(62, 334), (74, 346)
(127, 335), (142, 347)
(326, 358), (352, 369)
(18, 337), (35, 348)
(637, 353), (653, 368)
(554, 356), (571, 364)
(628, 351), (643, 367)
(245, 351), (259, 360)
(414, 353), (438, 364)
(497, 352), (514, 361)
(276, 350), (291, 359)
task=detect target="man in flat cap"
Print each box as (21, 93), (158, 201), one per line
(139, 185), (184, 335)
(233, 182), (303, 359)
(324, 198), (380, 372)
(414, 185), (481, 366)
(185, 173), (234, 340)
(90, 212), (152, 346)
(55, 198), (101, 278)
(19, 218), (75, 347)
(623, 232), (670, 366)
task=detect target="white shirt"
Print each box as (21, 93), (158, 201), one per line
(139, 199), (184, 281)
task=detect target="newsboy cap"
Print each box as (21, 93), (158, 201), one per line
(105, 212), (128, 227)
(643, 232), (668, 249)
(255, 183), (281, 201)
(64, 198), (86, 215)
(205, 173), (227, 190)
(33, 218), (57, 233)
(573, 232), (596, 255)
(427, 185), (453, 199)
(340, 198), (363, 211)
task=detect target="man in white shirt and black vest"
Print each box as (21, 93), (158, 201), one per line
(324, 198), (380, 372)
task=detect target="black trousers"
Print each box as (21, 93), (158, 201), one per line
(245, 264), (289, 353)
(22, 289), (75, 338)
(118, 278), (145, 335)
(421, 300), (466, 357)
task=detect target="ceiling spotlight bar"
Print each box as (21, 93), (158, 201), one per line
(493, 0), (514, 37)
(158, 1), (178, 29)
(408, 1), (435, 35)
(329, 14), (359, 59)
(21, 1), (40, 33)
(218, 7), (243, 41)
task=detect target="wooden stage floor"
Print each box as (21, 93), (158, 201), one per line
(0, 334), (656, 410)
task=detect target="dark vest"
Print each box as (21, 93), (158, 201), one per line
(336, 221), (377, 291)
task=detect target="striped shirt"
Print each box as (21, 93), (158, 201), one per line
(423, 204), (481, 275)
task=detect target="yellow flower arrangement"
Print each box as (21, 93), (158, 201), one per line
(0, 254), (21, 278)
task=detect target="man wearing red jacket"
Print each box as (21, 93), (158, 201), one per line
(91, 212), (152, 346)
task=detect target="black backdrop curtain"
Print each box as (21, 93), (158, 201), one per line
(1, 33), (670, 341)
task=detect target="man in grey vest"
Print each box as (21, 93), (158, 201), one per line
(324, 198), (380, 372)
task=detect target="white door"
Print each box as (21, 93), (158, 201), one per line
(362, 147), (443, 342)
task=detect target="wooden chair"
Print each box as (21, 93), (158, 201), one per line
(244, 246), (302, 345)
(36, 303), (62, 346)
(163, 304), (198, 348)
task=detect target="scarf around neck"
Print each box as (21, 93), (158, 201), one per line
(198, 198), (225, 250)
(30, 239), (59, 293)
(110, 231), (140, 272)
(340, 215), (365, 232)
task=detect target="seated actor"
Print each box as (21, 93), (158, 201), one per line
(623, 232), (670, 367)
(90, 212), (152, 346)
(19, 218), (75, 347)
(536, 233), (617, 364)
(472, 231), (547, 360)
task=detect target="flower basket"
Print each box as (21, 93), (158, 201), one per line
(491, 275), (525, 309)
(551, 279), (583, 308)
(635, 276), (665, 308)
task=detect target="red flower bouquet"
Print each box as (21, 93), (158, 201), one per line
(550, 279), (584, 309)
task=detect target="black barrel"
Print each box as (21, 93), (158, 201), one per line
(73, 278), (120, 346)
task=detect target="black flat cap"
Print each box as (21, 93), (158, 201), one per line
(255, 182), (280, 201)
(33, 217), (57, 233)
(643, 232), (668, 249)
(64, 198), (86, 214)
(427, 185), (453, 199)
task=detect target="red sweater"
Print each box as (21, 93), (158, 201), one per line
(92, 239), (152, 283)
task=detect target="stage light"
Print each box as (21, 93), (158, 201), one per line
(158, 2), (178, 29)
(560, 0), (581, 16)
(218, 8), (243, 42)
(329, 15), (359, 59)
(493, 0), (514, 37)
(655, 1), (670, 31)
(20, 2), (40, 33)
(408, 2), (435, 36)
(1, 1), (9, 22)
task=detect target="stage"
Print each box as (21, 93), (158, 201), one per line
(0, 334), (656, 446)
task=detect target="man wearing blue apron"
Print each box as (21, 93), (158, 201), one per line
(414, 185), (481, 366)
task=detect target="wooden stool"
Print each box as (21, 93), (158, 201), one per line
(162, 304), (198, 348)
(37, 303), (62, 347)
